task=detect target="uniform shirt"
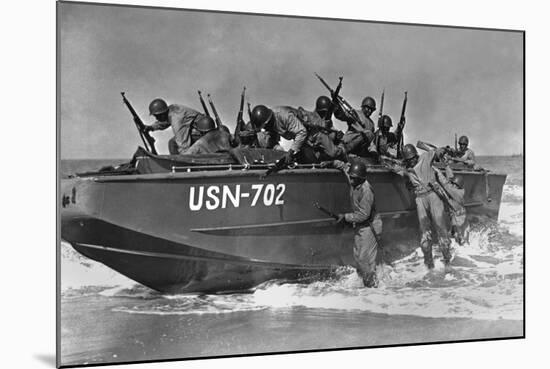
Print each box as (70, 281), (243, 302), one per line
(296, 107), (332, 131)
(271, 106), (307, 153)
(374, 124), (403, 156)
(151, 104), (203, 153)
(181, 129), (232, 155)
(332, 160), (376, 224)
(396, 150), (437, 195)
(457, 148), (476, 166)
(436, 165), (465, 212)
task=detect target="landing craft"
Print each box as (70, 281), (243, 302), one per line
(60, 147), (506, 294)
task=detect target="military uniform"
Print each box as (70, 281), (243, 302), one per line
(150, 104), (204, 154)
(181, 129), (232, 155)
(268, 106), (308, 153)
(435, 165), (468, 245)
(296, 107), (346, 161)
(456, 148), (476, 167)
(333, 160), (382, 286)
(373, 125), (403, 157)
(398, 150), (452, 267)
(335, 108), (376, 156)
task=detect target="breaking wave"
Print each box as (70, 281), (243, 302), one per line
(61, 176), (523, 321)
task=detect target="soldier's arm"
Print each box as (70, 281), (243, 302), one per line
(287, 114), (308, 153)
(344, 186), (374, 224)
(148, 121), (171, 131)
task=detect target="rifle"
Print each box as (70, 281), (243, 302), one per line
(454, 133), (458, 152)
(260, 154), (292, 180)
(207, 93), (223, 129)
(314, 73), (364, 128)
(197, 90), (211, 118)
(327, 76), (343, 118)
(234, 87), (246, 138)
(313, 202), (339, 220)
(378, 89), (385, 126)
(120, 92), (157, 155)
(397, 91), (407, 158)
(247, 101), (252, 121)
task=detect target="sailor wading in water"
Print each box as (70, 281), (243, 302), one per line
(321, 159), (382, 287)
(144, 98), (205, 155)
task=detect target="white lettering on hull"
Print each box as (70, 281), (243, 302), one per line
(189, 184), (286, 211)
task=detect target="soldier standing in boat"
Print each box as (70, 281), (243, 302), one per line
(322, 159), (382, 287)
(144, 98), (205, 155)
(388, 143), (452, 269)
(448, 135), (476, 167)
(334, 96), (377, 157)
(373, 115), (404, 158)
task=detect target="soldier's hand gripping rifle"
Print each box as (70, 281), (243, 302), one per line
(198, 90), (211, 118)
(314, 73), (364, 128)
(397, 91), (407, 158)
(234, 87), (246, 139)
(120, 92), (158, 155)
(207, 93), (223, 129)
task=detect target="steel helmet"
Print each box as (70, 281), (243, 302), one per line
(194, 116), (216, 133)
(149, 98), (169, 115)
(458, 135), (469, 145)
(380, 115), (393, 128)
(452, 175), (464, 188)
(315, 96), (333, 113)
(348, 160), (368, 179)
(361, 96), (376, 110)
(402, 144), (418, 161)
(250, 105), (274, 130)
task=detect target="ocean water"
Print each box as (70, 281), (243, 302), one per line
(59, 156), (524, 366)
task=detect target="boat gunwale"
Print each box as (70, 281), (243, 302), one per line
(77, 167), (506, 182)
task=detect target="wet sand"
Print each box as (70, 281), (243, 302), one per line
(60, 295), (523, 367)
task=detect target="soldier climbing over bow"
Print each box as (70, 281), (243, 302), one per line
(384, 143), (453, 270)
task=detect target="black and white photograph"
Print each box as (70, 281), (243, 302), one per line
(57, 1), (524, 367)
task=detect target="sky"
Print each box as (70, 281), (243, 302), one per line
(59, 2), (523, 158)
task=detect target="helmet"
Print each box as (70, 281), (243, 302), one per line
(194, 116), (216, 133)
(250, 105), (274, 130)
(361, 96), (376, 110)
(315, 96), (333, 113)
(458, 135), (469, 145)
(402, 144), (418, 161)
(452, 176), (464, 188)
(149, 98), (169, 115)
(380, 115), (393, 128)
(348, 159), (368, 179)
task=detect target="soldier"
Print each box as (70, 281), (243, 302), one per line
(323, 159), (382, 287)
(250, 105), (308, 164)
(181, 116), (232, 155)
(451, 135), (476, 167)
(390, 144), (452, 269)
(373, 115), (404, 158)
(334, 96), (377, 157)
(145, 98), (205, 155)
(435, 164), (469, 245)
(296, 97), (347, 161)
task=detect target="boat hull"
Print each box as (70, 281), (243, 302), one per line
(61, 166), (506, 293)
